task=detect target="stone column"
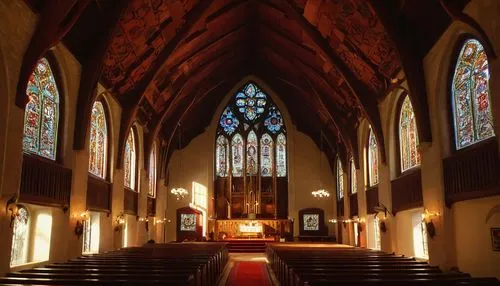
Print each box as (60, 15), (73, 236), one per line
(420, 142), (456, 269)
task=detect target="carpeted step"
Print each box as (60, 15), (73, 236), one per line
(225, 240), (268, 253)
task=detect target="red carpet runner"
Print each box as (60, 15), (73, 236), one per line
(226, 261), (272, 286)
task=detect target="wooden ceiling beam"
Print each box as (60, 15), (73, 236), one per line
(281, 0), (387, 166)
(143, 53), (249, 170)
(115, 0), (214, 169)
(15, 0), (90, 108)
(73, 0), (127, 150)
(370, 1), (433, 143)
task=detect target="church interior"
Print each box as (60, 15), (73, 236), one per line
(0, 0), (500, 285)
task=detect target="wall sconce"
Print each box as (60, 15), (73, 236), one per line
(328, 218), (338, 224)
(74, 211), (88, 238)
(115, 213), (125, 232)
(380, 221), (387, 233)
(5, 196), (20, 228)
(422, 209), (440, 239)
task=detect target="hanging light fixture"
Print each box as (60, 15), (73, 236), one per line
(312, 129), (330, 198)
(170, 122), (188, 200)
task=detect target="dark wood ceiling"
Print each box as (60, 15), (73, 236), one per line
(20, 0), (471, 169)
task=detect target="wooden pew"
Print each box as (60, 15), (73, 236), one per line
(0, 242), (228, 286)
(266, 244), (500, 286)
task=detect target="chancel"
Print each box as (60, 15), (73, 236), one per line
(0, 0), (500, 285)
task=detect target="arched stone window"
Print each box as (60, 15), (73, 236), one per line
(215, 82), (287, 180)
(22, 57), (60, 160)
(351, 158), (357, 194)
(336, 157), (344, 200)
(399, 95), (420, 172)
(452, 38), (495, 149)
(149, 143), (157, 197)
(367, 127), (379, 186)
(88, 100), (108, 178)
(124, 128), (137, 190)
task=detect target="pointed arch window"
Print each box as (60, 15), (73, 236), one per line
(231, 133), (244, 177)
(261, 134), (273, 177)
(452, 39), (495, 149)
(10, 207), (30, 266)
(276, 133), (287, 177)
(351, 158), (357, 194)
(216, 135), (229, 177)
(399, 95), (420, 172)
(149, 143), (157, 197)
(89, 101), (108, 178)
(337, 157), (344, 199)
(23, 57), (60, 160)
(124, 129), (137, 190)
(368, 127), (379, 186)
(215, 81), (287, 188)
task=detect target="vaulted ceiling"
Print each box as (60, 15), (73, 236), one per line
(20, 0), (472, 171)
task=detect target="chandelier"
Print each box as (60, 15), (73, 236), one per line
(312, 129), (330, 199)
(312, 189), (330, 198)
(171, 187), (188, 200)
(170, 122), (189, 201)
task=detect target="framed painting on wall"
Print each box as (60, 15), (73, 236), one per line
(303, 214), (319, 231)
(492, 228), (500, 251)
(180, 213), (196, 231)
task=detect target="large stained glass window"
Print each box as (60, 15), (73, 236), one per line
(247, 131), (258, 175)
(10, 207), (30, 266)
(452, 39), (495, 149)
(231, 134), (244, 177)
(23, 57), (60, 160)
(261, 134), (273, 177)
(337, 157), (344, 199)
(216, 135), (229, 177)
(215, 81), (287, 191)
(124, 129), (137, 190)
(148, 143), (157, 197)
(276, 133), (286, 177)
(88, 101), (108, 178)
(368, 127), (379, 186)
(399, 95), (420, 172)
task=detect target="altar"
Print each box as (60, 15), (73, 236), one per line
(210, 219), (293, 240)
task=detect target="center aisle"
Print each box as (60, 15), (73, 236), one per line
(218, 253), (276, 286)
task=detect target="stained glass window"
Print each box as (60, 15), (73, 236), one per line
(124, 129), (136, 190)
(368, 127), (379, 186)
(276, 133), (286, 177)
(337, 157), (344, 199)
(264, 106), (284, 133)
(351, 158), (357, 194)
(216, 81), (287, 192)
(399, 95), (420, 172)
(10, 207), (30, 266)
(261, 134), (273, 177)
(219, 107), (239, 135)
(23, 57), (60, 160)
(148, 144), (156, 197)
(247, 131), (258, 175)
(452, 39), (495, 149)
(216, 135), (229, 177)
(231, 133), (244, 177)
(89, 101), (108, 178)
(235, 83), (267, 121)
